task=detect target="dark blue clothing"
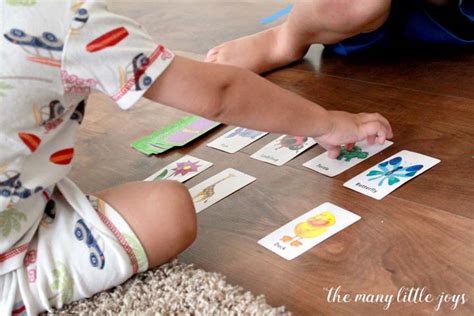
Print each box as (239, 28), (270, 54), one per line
(330, 0), (474, 56)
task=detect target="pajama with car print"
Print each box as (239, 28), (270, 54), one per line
(0, 0), (174, 314)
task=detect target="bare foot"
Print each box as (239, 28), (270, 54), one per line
(205, 25), (309, 74)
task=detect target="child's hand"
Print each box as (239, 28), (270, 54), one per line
(315, 111), (393, 159)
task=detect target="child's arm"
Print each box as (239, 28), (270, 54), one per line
(145, 56), (392, 157)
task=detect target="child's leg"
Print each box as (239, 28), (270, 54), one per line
(94, 180), (197, 268)
(6, 180), (196, 314)
(206, 0), (392, 73)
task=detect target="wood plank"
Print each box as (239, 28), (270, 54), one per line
(109, 0), (283, 54)
(294, 45), (474, 100)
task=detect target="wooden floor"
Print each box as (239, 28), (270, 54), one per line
(71, 1), (474, 314)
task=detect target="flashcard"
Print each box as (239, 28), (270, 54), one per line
(344, 150), (440, 200)
(258, 202), (361, 260)
(144, 155), (213, 182)
(207, 127), (268, 153)
(250, 135), (317, 166)
(132, 116), (221, 155)
(303, 140), (393, 177)
(189, 168), (256, 213)
(160, 116), (221, 147)
(131, 135), (173, 155)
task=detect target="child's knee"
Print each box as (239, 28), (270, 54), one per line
(161, 181), (197, 245)
(147, 181), (197, 255)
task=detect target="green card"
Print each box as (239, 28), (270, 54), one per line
(131, 115), (221, 155)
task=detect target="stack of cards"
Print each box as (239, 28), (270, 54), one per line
(189, 168), (256, 213)
(304, 140), (393, 177)
(145, 155), (213, 182)
(132, 116), (220, 155)
(258, 202), (361, 260)
(344, 150), (440, 200)
(251, 135), (317, 166)
(207, 127), (268, 154)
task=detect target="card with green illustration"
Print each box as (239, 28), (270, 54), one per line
(132, 116), (221, 155)
(150, 116), (220, 147)
(131, 136), (173, 155)
(303, 140), (393, 177)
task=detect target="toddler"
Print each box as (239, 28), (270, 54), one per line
(207, 0), (474, 73)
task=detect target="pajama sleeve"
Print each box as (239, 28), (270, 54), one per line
(62, 0), (174, 110)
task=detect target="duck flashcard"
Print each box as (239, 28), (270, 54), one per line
(258, 202), (361, 260)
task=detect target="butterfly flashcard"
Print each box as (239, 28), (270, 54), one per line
(344, 150), (440, 200)
(367, 156), (423, 186)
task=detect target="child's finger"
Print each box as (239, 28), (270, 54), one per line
(382, 120), (393, 139)
(360, 113), (393, 139)
(367, 135), (376, 145)
(362, 121), (388, 144)
(377, 133), (387, 144)
(327, 145), (341, 159)
(345, 143), (355, 151)
(375, 115), (392, 139)
(318, 141), (340, 159)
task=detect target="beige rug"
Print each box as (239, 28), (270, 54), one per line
(46, 260), (289, 315)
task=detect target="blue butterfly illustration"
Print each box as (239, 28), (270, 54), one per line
(366, 157), (423, 186)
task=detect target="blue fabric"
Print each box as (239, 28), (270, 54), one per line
(402, 1), (474, 44)
(331, 25), (388, 56)
(329, 0), (474, 56)
(460, 0), (474, 21)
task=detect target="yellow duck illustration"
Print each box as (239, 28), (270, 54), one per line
(280, 211), (336, 247)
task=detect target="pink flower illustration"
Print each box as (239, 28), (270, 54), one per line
(172, 161), (201, 176)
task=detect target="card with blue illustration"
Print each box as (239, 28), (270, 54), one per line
(207, 127), (268, 153)
(343, 150), (440, 200)
(303, 140), (393, 177)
